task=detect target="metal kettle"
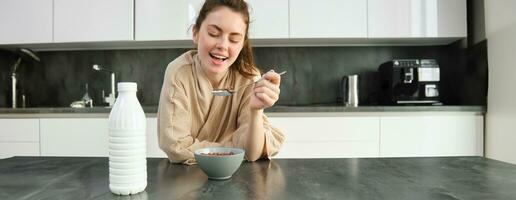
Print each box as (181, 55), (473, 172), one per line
(341, 75), (359, 107)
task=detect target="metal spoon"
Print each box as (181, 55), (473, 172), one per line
(212, 71), (287, 96)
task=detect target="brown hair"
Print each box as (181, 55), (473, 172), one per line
(193, 0), (258, 78)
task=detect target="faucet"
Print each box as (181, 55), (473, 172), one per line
(82, 83), (93, 107)
(93, 64), (116, 107)
(10, 48), (40, 108)
(11, 59), (21, 108)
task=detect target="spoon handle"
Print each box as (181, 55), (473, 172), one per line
(234, 70), (287, 92)
(255, 70), (286, 82)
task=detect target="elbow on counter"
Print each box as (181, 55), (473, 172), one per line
(245, 151), (262, 162)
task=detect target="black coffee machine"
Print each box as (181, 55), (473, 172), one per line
(378, 59), (441, 105)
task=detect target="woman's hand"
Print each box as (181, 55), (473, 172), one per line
(250, 70), (282, 110)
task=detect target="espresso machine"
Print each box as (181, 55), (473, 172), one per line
(378, 59), (441, 105)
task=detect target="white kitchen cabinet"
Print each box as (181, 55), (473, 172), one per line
(135, 0), (203, 41)
(6, 112), (483, 159)
(135, 0), (287, 41)
(267, 116), (380, 158)
(40, 118), (109, 156)
(380, 115), (483, 157)
(0, 119), (40, 158)
(0, 143), (40, 159)
(0, 0), (53, 44)
(39, 118), (165, 158)
(146, 118), (167, 158)
(246, 0), (289, 39)
(0, 119), (40, 142)
(53, 0), (134, 42)
(289, 0), (367, 38)
(368, 0), (467, 38)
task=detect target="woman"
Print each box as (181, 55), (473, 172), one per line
(157, 0), (284, 165)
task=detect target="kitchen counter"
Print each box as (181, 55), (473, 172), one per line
(0, 105), (485, 116)
(1, 156), (515, 200)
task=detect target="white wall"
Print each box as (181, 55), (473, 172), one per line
(485, 0), (516, 164)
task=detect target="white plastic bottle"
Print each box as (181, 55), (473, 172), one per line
(108, 82), (147, 195)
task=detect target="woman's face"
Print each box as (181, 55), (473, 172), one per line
(193, 6), (246, 78)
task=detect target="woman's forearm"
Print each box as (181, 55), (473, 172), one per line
(245, 109), (266, 161)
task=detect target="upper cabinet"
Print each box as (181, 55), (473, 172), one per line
(54, 0), (134, 42)
(0, 0), (53, 44)
(289, 0), (367, 38)
(246, 0), (289, 39)
(368, 0), (467, 38)
(0, 0), (468, 48)
(135, 0), (287, 40)
(135, 0), (203, 41)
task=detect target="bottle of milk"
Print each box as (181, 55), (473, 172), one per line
(108, 82), (147, 195)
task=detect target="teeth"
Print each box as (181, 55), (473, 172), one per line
(210, 53), (227, 60)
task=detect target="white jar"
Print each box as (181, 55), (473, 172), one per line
(108, 82), (147, 195)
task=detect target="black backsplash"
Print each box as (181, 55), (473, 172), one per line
(0, 41), (487, 107)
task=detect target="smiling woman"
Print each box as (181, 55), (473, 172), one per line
(157, 0), (285, 165)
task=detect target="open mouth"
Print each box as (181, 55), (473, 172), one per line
(209, 53), (228, 62)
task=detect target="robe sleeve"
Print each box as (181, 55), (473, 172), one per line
(226, 86), (285, 160)
(157, 66), (222, 165)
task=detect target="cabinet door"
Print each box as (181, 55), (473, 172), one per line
(40, 118), (109, 156)
(40, 118), (165, 157)
(0, 0), (53, 44)
(380, 115), (483, 157)
(246, 0), (289, 39)
(368, 0), (466, 38)
(436, 0), (467, 37)
(0, 143), (40, 159)
(146, 118), (167, 158)
(135, 0), (203, 41)
(54, 0), (134, 42)
(0, 119), (40, 142)
(0, 118), (40, 158)
(289, 0), (367, 38)
(268, 116), (380, 158)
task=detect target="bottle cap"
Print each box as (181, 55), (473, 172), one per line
(118, 82), (137, 92)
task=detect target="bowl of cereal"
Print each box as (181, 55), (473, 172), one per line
(194, 147), (245, 180)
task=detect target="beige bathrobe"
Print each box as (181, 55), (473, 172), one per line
(157, 50), (284, 165)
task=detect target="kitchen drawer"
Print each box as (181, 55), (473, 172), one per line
(39, 118), (166, 158)
(0, 142), (40, 158)
(146, 118), (167, 158)
(0, 119), (39, 142)
(268, 117), (380, 142)
(380, 115), (483, 157)
(40, 118), (109, 156)
(274, 141), (379, 158)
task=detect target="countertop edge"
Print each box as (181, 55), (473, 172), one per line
(0, 106), (486, 118)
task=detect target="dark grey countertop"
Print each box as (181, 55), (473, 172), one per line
(0, 105), (486, 114)
(1, 156), (515, 200)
